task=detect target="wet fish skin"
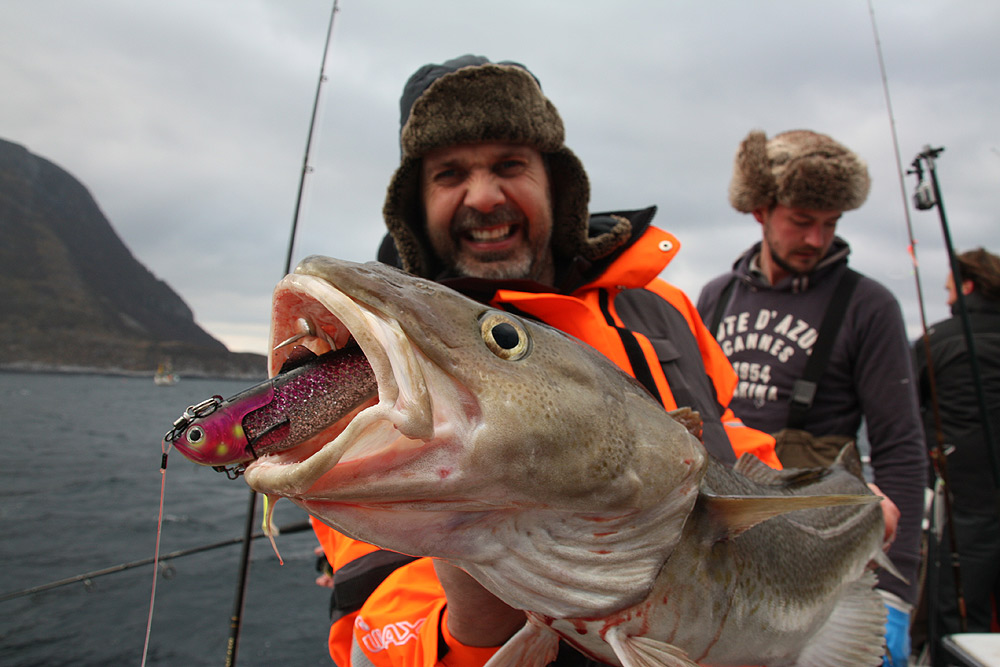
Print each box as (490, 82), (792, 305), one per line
(235, 257), (888, 667)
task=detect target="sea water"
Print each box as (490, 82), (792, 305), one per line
(0, 371), (333, 666)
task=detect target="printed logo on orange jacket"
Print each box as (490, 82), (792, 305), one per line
(355, 615), (426, 653)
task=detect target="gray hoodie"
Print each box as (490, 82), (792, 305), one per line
(697, 237), (928, 606)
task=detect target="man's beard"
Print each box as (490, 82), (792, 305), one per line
(446, 205), (551, 281)
(766, 237), (818, 277)
(769, 243), (803, 277)
(454, 253), (533, 280)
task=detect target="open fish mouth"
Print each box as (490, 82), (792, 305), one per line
(243, 271), (448, 497)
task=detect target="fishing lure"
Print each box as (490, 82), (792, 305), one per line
(164, 346), (376, 477)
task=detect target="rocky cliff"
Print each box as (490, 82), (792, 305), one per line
(0, 138), (266, 379)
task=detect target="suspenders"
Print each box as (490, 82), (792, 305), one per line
(786, 269), (861, 428)
(710, 269), (862, 428)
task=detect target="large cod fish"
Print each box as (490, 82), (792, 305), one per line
(168, 257), (893, 667)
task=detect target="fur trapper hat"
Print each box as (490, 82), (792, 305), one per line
(383, 55), (631, 279)
(728, 129), (871, 213)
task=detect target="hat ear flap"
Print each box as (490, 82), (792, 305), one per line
(729, 130), (776, 213)
(383, 158), (439, 278)
(548, 148), (631, 262)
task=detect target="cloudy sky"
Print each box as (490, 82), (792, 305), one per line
(4, 0), (998, 355)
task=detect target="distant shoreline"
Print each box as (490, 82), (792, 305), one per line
(0, 364), (266, 382)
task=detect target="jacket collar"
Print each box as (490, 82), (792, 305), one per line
(736, 236), (851, 293)
(439, 205), (668, 300)
(951, 291), (1000, 317)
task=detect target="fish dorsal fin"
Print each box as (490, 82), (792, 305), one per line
(832, 441), (866, 479)
(701, 491), (880, 540)
(734, 443), (867, 486)
(733, 452), (828, 487)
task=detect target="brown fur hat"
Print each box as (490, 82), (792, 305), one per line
(383, 56), (630, 279)
(728, 129), (871, 213)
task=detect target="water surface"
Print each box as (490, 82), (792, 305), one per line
(0, 372), (333, 665)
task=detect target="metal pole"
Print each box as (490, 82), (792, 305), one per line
(227, 3), (340, 664)
(225, 490), (257, 667)
(913, 146), (1000, 660)
(920, 146), (1000, 498)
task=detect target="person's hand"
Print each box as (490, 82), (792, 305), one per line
(882, 601), (911, 666)
(867, 482), (900, 550)
(314, 546), (334, 588)
(433, 560), (525, 647)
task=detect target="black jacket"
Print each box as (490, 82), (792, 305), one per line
(915, 292), (1000, 512)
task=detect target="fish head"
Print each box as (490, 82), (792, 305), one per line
(244, 257), (706, 557)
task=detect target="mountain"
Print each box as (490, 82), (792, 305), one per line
(0, 138), (266, 379)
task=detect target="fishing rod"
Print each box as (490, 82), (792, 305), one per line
(226, 2), (340, 665)
(907, 147), (1000, 664)
(908, 151), (967, 653)
(283, 0), (340, 276)
(0, 521), (311, 604)
(865, 4), (968, 663)
(910, 147), (1000, 498)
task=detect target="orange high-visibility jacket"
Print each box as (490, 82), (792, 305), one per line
(314, 216), (779, 666)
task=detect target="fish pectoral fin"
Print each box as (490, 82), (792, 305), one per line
(483, 617), (558, 667)
(701, 492), (880, 540)
(605, 628), (699, 667)
(667, 407), (703, 442)
(794, 571), (887, 667)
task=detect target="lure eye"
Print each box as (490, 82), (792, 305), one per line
(187, 425), (206, 445)
(479, 312), (530, 361)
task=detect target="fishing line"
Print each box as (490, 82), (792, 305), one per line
(866, 0), (931, 328)
(867, 2), (973, 659)
(223, 2), (340, 664)
(0, 520), (312, 603)
(141, 441), (171, 667)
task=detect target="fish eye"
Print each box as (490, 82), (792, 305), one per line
(479, 312), (530, 361)
(187, 425), (206, 445)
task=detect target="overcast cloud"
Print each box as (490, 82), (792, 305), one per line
(3, 0), (998, 354)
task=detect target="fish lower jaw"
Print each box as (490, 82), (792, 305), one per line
(245, 407), (442, 496)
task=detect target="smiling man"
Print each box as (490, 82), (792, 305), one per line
(420, 142), (555, 283)
(310, 56), (781, 667)
(697, 129), (928, 667)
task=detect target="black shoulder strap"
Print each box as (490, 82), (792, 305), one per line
(708, 276), (739, 337)
(786, 269), (862, 429)
(330, 550), (419, 622)
(598, 289), (664, 407)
